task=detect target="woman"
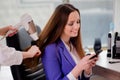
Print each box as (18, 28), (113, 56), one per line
(37, 4), (98, 80)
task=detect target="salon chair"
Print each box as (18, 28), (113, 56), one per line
(6, 25), (46, 80)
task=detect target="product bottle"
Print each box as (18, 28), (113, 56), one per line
(107, 22), (114, 57)
(107, 32), (112, 57)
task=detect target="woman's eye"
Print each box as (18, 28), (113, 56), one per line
(77, 20), (80, 24)
(68, 23), (73, 26)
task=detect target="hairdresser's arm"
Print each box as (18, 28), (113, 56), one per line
(0, 45), (23, 66)
(0, 45), (40, 66)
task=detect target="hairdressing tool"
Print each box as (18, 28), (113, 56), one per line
(2, 13), (38, 41)
(20, 13), (38, 40)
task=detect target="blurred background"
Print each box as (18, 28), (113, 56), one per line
(0, 0), (118, 80)
(0, 0), (114, 47)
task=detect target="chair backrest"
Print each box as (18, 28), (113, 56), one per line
(6, 25), (46, 80)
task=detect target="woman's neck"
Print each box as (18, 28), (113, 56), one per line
(60, 36), (70, 44)
(61, 37), (72, 51)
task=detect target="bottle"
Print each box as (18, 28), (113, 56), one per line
(107, 32), (112, 57)
(107, 22), (114, 57)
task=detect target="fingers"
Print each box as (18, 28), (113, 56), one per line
(90, 60), (96, 67)
(7, 25), (18, 37)
(79, 55), (98, 71)
(90, 57), (98, 67)
(8, 31), (17, 37)
(34, 49), (41, 57)
(85, 54), (98, 67)
(31, 45), (41, 57)
(8, 25), (17, 30)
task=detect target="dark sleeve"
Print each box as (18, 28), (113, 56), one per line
(81, 71), (90, 80)
(31, 41), (37, 45)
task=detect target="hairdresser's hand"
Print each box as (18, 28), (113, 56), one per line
(0, 25), (18, 37)
(25, 45), (41, 58)
(7, 25), (18, 37)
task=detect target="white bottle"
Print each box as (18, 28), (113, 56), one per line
(107, 22), (114, 57)
(107, 32), (112, 57)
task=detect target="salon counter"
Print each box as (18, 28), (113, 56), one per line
(93, 50), (120, 80)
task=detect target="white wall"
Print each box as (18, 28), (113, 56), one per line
(0, 0), (56, 29)
(114, 0), (120, 32)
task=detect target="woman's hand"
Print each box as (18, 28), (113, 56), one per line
(83, 54), (98, 75)
(77, 54), (95, 68)
(71, 54), (98, 78)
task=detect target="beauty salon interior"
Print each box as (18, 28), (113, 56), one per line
(0, 0), (120, 80)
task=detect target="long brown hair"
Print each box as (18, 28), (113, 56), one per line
(37, 3), (85, 58)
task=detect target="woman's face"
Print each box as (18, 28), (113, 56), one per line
(62, 11), (80, 40)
